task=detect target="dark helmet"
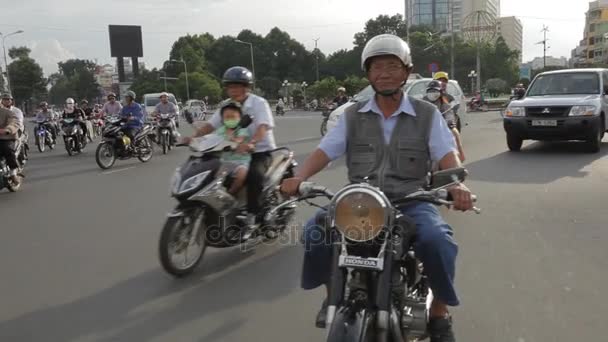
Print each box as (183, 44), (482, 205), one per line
(125, 90), (136, 100)
(107, 92), (117, 99)
(1, 93), (13, 100)
(39, 101), (48, 107)
(81, 99), (89, 104)
(426, 80), (442, 92)
(222, 66), (254, 85)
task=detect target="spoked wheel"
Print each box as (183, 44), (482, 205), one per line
(137, 137), (153, 163)
(158, 212), (208, 277)
(95, 142), (116, 169)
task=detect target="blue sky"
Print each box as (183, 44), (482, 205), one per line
(0, 0), (588, 75)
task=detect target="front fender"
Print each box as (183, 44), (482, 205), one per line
(327, 308), (374, 342)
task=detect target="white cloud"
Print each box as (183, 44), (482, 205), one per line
(28, 39), (76, 76)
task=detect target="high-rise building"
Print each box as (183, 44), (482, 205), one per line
(409, 0), (453, 32)
(577, 0), (608, 66)
(461, 0), (500, 20)
(498, 16), (523, 63)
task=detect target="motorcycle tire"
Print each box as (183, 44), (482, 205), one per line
(327, 308), (376, 342)
(320, 120), (328, 136)
(66, 139), (74, 156)
(37, 136), (45, 153)
(95, 142), (116, 169)
(161, 134), (168, 155)
(159, 215), (208, 277)
(137, 137), (153, 163)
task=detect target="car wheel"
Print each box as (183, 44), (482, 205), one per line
(507, 133), (523, 152)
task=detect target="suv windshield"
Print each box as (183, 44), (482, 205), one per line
(528, 72), (600, 96)
(145, 95), (177, 107)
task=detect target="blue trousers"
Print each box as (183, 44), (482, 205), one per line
(301, 202), (460, 306)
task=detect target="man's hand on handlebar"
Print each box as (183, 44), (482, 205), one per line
(448, 183), (474, 211)
(280, 177), (304, 197)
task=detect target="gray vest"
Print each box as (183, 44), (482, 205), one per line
(345, 96), (436, 200)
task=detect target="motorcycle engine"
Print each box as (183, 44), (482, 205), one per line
(400, 297), (428, 339)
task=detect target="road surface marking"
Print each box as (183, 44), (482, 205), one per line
(102, 166), (136, 175)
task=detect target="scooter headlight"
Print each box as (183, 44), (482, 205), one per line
(175, 171), (211, 196)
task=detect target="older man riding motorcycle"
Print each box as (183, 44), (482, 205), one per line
(281, 34), (475, 342)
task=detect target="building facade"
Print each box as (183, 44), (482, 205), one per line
(461, 0), (500, 21)
(498, 16), (523, 63)
(410, 0), (453, 33)
(522, 56), (568, 71)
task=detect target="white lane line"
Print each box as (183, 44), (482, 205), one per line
(102, 166), (136, 175)
(279, 136), (320, 144)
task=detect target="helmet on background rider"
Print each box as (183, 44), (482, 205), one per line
(426, 80), (443, 102)
(107, 92), (117, 100)
(80, 99), (89, 106)
(125, 91), (136, 102)
(222, 66), (254, 86)
(159, 92), (169, 98)
(337, 87), (346, 93)
(433, 71), (449, 82)
(1, 93), (13, 107)
(39, 101), (48, 108)
(361, 34), (413, 96)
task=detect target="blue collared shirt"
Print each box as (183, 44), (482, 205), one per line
(319, 96), (457, 162)
(120, 102), (144, 128)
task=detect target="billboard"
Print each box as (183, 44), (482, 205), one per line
(519, 66), (532, 80)
(109, 25), (143, 57)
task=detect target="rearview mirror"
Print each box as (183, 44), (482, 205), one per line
(239, 114), (253, 128)
(430, 167), (468, 188)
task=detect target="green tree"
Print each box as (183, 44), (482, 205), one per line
(7, 47), (46, 109)
(52, 59), (100, 102)
(129, 68), (169, 102)
(58, 59), (97, 78)
(48, 76), (73, 105)
(342, 75), (369, 95)
(167, 33), (216, 76)
(8, 46), (31, 60)
(175, 72), (222, 103)
(309, 77), (339, 100)
(258, 76), (282, 99)
(485, 78), (508, 97)
(353, 14), (408, 50)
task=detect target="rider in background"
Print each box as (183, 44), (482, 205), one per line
(101, 92), (122, 118)
(423, 80), (465, 162)
(333, 87), (349, 106)
(35, 102), (58, 141)
(119, 91), (144, 145)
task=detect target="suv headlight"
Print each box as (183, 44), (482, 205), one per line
(505, 107), (525, 117)
(569, 105), (597, 116)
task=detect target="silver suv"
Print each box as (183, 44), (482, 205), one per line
(504, 68), (608, 152)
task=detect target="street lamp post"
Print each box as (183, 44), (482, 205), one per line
(468, 70), (477, 94)
(235, 39), (256, 88)
(168, 59), (189, 101)
(0, 30), (24, 94)
(282, 80), (290, 106)
(301, 81), (308, 107)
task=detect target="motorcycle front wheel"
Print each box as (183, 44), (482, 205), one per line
(161, 134), (168, 155)
(137, 137), (153, 163)
(65, 138), (74, 156)
(159, 212), (208, 277)
(37, 135), (45, 153)
(5, 176), (21, 192)
(320, 119), (328, 136)
(95, 142), (116, 169)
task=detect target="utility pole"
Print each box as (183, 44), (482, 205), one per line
(540, 25), (549, 69)
(405, 0), (410, 41)
(450, 0), (455, 79)
(313, 38), (320, 82)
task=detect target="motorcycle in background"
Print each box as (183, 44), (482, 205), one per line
(33, 119), (56, 153)
(61, 118), (87, 156)
(156, 113), (177, 154)
(95, 116), (154, 170)
(320, 102), (337, 136)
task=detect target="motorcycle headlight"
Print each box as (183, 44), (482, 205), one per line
(569, 105), (597, 116)
(505, 106), (525, 117)
(331, 186), (390, 242)
(176, 171), (211, 195)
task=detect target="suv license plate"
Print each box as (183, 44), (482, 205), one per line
(532, 120), (557, 126)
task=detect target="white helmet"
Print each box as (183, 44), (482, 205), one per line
(361, 34), (413, 71)
(159, 92), (169, 98)
(337, 87), (346, 92)
(65, 98), (75, 105)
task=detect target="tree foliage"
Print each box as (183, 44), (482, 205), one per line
(7, 47), (46, 108)
(49, 59), (100, 105)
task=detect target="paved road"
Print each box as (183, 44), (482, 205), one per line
(1, 111), (607, 341)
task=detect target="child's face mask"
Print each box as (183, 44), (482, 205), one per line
(224, 119), (240, 129)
